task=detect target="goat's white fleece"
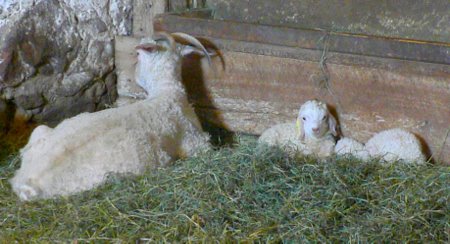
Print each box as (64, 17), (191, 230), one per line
(258, 100), (337, 158)
(10, 34), (211, 201)
(335, 137), (370, 160)
(258, 122), (336, 158)
(257, 122), (302, 152)
(335, 128), (427, 164)
(10, 93), (209, 200)
(365, 128), (426, 164)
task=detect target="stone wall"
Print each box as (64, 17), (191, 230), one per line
(0, 0), (132, 127)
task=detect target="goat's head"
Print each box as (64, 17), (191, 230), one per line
(134, 32), (211, 96)
(296, 99), (338, 142)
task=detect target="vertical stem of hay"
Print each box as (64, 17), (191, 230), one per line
(317, 33), (343, 112)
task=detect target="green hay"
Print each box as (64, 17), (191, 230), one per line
(0, 136), (448, 242)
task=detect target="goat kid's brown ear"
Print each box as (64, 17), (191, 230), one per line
(328, 115), (338, 137)
(135, 43), (160, 52)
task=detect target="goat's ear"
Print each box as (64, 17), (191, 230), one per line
(296, 118), (305, 142)
(328, 115), (338, 137)
(136, 43), (160, 52)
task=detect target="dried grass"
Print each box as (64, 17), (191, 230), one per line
(0, 135), (448, 242)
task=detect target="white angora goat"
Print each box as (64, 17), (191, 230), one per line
(335, 128), (427, 164)
(365, 128), (427, 164)
(10, 32), (211, 201)
(258, 99), (338, 158)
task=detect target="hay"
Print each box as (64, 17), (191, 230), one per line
(0, 135), (448, 242)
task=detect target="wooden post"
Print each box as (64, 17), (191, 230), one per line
(133, 0), (167, 37)
(115, 0), (167, 106)
(114, 36), (144, 102)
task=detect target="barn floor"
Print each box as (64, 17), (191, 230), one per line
(0, 135), (448, 242)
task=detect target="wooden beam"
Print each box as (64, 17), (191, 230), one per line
(154, 12), (450, 65)
(133, 0), (167, 37)
(114, 36), (145, 100)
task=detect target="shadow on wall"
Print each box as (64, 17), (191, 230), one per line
(181, 40), (234, 147)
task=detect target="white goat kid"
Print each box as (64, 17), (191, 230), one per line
(335, 128), (427, 164)
(365, 128), (427, 164)
(10, 32), (211, 201)
(258, 99), (338, 158)
(334, 137), (370, 161)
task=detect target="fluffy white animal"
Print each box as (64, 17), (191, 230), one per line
(365, 128), (427, 164)
(335, 137), (370, 160)
(335, 128), (427, 164)
(10, 32), (212, 201)
(258, 99), (338, 158)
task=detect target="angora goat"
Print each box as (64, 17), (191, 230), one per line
(335, 128), (427, 164)
(334, 137), (370, 161)
(10, 32), (211, 201)
(258, 99), (338, 158)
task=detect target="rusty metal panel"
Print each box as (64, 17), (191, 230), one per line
(155, 13), (450, 163)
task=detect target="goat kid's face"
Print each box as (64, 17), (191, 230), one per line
(296, 100), (338, 141)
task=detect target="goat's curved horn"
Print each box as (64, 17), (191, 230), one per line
(170, 32), (212, 66)
(153, 31), (176, 50)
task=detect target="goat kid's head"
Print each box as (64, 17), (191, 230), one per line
(135, 32), (211, 95)
(296, 99), (338, 142)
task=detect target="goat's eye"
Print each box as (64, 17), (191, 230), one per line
(302, 117), (306, 121)
(322, 115), (327, 120)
